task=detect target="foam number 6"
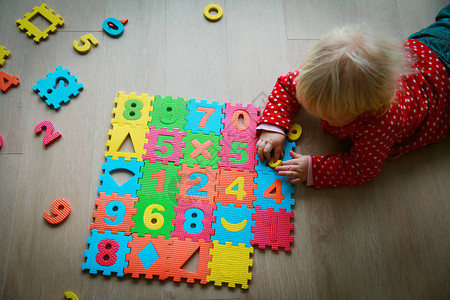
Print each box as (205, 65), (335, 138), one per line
(43, 198), (71, 224)
(123, 99), (143, 120)
(183, 208), (205, 234)
(229, 142), (249, 164)
(73, 33), (98, 54)
(143, 204), (165, 230)
(102, 17), (124, 37)
(35, 120), (62, 147)
(225, 176), (246, 201)
(104, 200), (126, 226)
(95, 239), (119, 266)
(186, 173), (209, 197)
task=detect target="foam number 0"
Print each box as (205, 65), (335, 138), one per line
(229, 142), (249, 164)
(73, 33), (98, 54)
(43, 198), (71, 224)
(34, 120), (62, 146)
(104, 200), (126, 226)
(225, 176), (246, 201)
(123, 99), (143, 120)
(143, 204), (165, 230)
(186, 173), (208, 197)
(232, 110), (250, 131)
(95, 239), (119, 266)
(197, 106), (215, 127)
(102, 17), (124, 37)
(183, 208), (205, 234)
(263, 180), (285, 204)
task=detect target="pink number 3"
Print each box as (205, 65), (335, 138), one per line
(34, 120), (62, 146)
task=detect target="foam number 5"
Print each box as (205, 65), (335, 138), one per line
(143, 204), (165, 230)
(155, 135), (175, 157)
(34, 120), (62, 146)
(96, 239), (119, 266)
(104, 201), (126, 226)
(229, 142), (248, 164)
(73, 33), (98, 54)
(43, 198), (71, 224)
(225, 176), (246, 201)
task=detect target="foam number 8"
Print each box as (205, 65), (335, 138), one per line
(123, 99), (143, 120)
(104, 200), (126, 226)
(225, 176), (246, 201)
(183, 208), (205, 234)
(95, 239), (119, 266)
(143, 204), (165, 230)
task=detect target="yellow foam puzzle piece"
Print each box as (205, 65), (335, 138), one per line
(0, 46), (11, 67)
(64, 291), (79, 300)
(105, 124), (149, 162)
(288, 123), (302, 141)
(112, 91), (154, 129)
(73, 33), (99, 54)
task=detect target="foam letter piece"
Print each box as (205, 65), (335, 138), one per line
(103, 17), (124, 37)
(16, 3), (64, 43)
(0, 46), (11, 66)
(43, 198), (71, 224)
(0, 71), (20, 93)
(207, 241), (253, 289)
(98, 157), (144, 197)
(34, 120), (62, 146)
(73, 33), (99, 54)
(33, 66), (83, 110)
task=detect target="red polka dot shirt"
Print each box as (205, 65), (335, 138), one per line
(258, 39), (450, 188)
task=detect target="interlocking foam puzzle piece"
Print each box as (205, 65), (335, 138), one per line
(0, 46), (11, 66)
(150, 95), (189, 130)
(0, 71), (20, 93)
(43, 198), (71, 224)
(0, 134), (3, 150)
(207, 241), (253, 289)
(288, 123), (302, 141)
(103, 17), (125, 37)
(216, 168), (257, 208)
(143, 127), (185, 165)
(98, 157), (144, 197)
(73, 33), (99, 54)
(254, 171), (295, 212)
(176, 164), (218, 204)
(33, 66), (83, 110)
(204, 4), (223, 22)
(91, 192), (138, 234)
(172, 199), (216, 242)
(34, 120), (62, 146)
(251, 207), (294, 251)
(218, 133), (257, 172)
(211, 203), (255, 247)
(255, 141), (296, 173)
(16, 3), (64, 43)
(138, 161), (181, 201)
(105, 124), (149, 161)
(112, 91), (153, 128)
(180, 130), (222, 169)
(185, 99), (225, 135)
(221, 103), (260, 138)
(131, 195), (177, 238)
(82, 229), (131, 277)
(64, 291), (79, 300)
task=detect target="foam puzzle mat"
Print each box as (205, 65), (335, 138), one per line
(82, 92), (296, 289)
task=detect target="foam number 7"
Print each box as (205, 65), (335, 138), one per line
(34, 120), (62, 147)
(44, 198), (71, 224)
(197, 106), (215, 127)
(73, 33), (98, 54)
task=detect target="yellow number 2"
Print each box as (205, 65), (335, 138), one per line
(225, 176), (246, 201)
(73, 33), (99, 54)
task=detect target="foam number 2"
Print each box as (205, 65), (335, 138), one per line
(96, 239), (119, 266)
(43, 198), (71, 224)
(104, 201), (126, 226)
(183, 208), (205, 234)
(73, 33), (98, 54)
(123, 99), (143, 120)
(186, 173), (208, 197)
(143, 204), (165, 230)
(34, 120), (62, 146)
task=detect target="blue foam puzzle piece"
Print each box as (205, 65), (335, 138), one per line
(98, 156), (144, 197)
(254, 171), (295, 212)
(211, 203), (255, 246)
(185, 99), (225, 135)
(82, 229), (132, 277)
(33, 66), (83, 110)
(255, 140), (296, 173)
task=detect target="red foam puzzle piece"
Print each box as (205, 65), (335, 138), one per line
(43, 198), (71, 224)
(34, 120), (62, 146)
(0, 71), (20, 93)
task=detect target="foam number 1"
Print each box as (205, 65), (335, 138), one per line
(43, 198), (71, 224)
(73, 33), (98, 54)
(34, 120), (62, 146)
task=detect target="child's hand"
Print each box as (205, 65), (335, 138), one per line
(275, 151), (308, 184)
(257, 130), (286, 162)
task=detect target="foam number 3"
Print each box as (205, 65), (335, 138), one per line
(73, 33), (98, 54)
(123, 99), (143, 120)
(225, 176), (246, 201)
(143, 204), (165, 230)
(34, 120), (62, 146)
(183, 208), (205, 234)
(104, 201), (126, 226)
(186, 173), (208, 197)
(95, 239), (119, 266)
(43, 198), (71, 224)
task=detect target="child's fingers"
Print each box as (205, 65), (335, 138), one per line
(273, 146), (282, 162)
(263, 143), (273, 162)
(277, 170), (298, 177)
(256, 140), (266, 162)
(289, 150), (302, 159)
(287, 178), (302, 184)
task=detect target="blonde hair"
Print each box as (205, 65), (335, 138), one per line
(296, 26), (411, 121)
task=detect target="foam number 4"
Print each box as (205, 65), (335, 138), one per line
(143, 204), (165, 230)
(0, 71), (20, 93)
(225, 176), (246, 201)
(123, 99), (143, 120)
(263, 180), (285, 204)
(43, 198), (71, 224)
(104, 201), (126, 226)
(229, 142), (248, 164)
(96, 239), (119, 266)
(73, 33), (98, 54)
(186, 173), (208, 197)
(34, 120), (62, 146)
(183, 208), (205, 234)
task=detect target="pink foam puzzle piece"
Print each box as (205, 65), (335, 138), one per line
(34, 120), (62, 146)
(221, 102), (260, 138)
(143, 127), (185, 165)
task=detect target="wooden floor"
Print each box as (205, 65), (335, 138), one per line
(1, 0), (449, 299)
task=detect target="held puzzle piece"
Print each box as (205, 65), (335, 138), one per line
(83, 92), (298, 289)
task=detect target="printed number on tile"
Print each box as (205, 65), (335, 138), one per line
(183, 208), (205, 234)
(96, 239), (119, 266)
(104, 201), (126, 226)
(225, 176), (246, 200)
(186, 173), (208, 197)
(143, 204), (165, 230)
(263, 180), (284, 204)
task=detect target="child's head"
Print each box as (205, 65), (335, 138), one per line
(296, 26), (410, 124)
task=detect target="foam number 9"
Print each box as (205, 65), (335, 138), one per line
(73, 33), (98, 54)
(225, 176), (246, 200)
(183, 208), (205, 234)
(123, 99), (143, 120)
(43, 198), (71, 224)
(229, 142), (249, 164)
(102, 17), (124, 37)
(95, 239), (119, 266)
(143, 204), (165, 230)
(104, 201), (126, 226)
